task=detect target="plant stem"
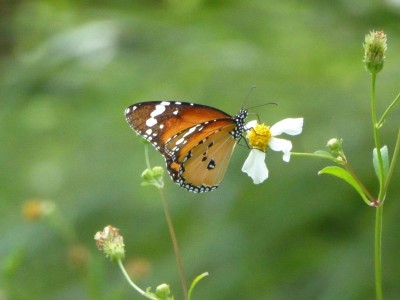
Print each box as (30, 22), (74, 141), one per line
(375, 205), (383, 300)
(117, 259), (157, 300)
(383, 129), (400, 199)
(144, 144), (151, 169)
(290, 151), (343, 164)
(343, 163), (374, 203)
(370, 73), (385, 199)
(370, 72), (384, 300)
(377, 91), (400, 128)
(159, 189), (188, 300)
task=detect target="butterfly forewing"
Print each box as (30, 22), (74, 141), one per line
(164, 118), (234, 161)
(125, 101), (231, 153)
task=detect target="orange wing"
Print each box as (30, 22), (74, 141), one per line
(125, 101), (231, 154)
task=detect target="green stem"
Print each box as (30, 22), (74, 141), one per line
(383, 129), (400, 199)
(370, 73), (385, 200)
(144, 144), (152, 169)
(343, 163), (375, 203)
(188, 272), (209, 300)
(117, 259), (157, 300)
(375, 205), (383, 300)
(377, 91), (400, 128)
(370, 72), (384, 300)
(159, 189), (188, 300)
(290, 151), (343, 164)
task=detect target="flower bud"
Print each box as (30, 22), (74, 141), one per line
(363, 30), (387, 74)
(94, 225), (125, 261)
(155, 283), (171, 299)
(141, 166), (164, 188)
(326, 138), (342, 153)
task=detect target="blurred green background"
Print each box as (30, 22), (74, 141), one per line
(1, 0), (399, 299)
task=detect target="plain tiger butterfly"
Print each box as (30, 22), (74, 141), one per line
(125, 101), (248, 193)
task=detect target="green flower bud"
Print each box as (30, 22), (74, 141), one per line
(326, 138), (342, 153)
(363, 30), (387, 74)
(141, 169), (154, 181)
(155, 283), (171, 299)
(141, 167), (164, 189)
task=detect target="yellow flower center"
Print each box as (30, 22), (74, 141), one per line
(246, 123), (271, 152)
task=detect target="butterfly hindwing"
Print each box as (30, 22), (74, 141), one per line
(164, 118), (234, 161)
(167, 122), (238, 192)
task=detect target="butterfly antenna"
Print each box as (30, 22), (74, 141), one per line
(246, 102), (278, 110)
(242, 86), (257, 109)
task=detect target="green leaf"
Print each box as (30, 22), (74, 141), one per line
(373, 146), (389, 183)
(318, 166), (370, 205)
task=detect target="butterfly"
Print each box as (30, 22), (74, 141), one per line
(125, 101), (248, 193)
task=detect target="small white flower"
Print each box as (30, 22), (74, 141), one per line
(241, 118), (303, 184)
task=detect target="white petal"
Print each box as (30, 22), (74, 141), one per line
(241, 149), (268, 184)
(269, 137), (292, 162)
(270, 118), (303, 136)
(245, 120), (258, 131)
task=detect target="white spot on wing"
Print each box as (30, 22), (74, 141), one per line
(160, 101), (170, 106)
(176, 137), (185, 145)
(146, 118), (157, 127)
(146, 129), (152, 135)
(151, 105), (166, 118)
(183, 126), (197, 138)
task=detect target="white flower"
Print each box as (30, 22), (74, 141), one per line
(241, 118), (303, 184)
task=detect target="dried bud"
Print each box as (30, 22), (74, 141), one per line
(94, 225), (125, 261)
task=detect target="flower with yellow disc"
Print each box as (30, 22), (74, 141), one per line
(242, 118), (304, 184)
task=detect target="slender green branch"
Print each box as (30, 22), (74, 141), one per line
(377, 91), (400, 128)
(375, 205), (383, 300)
(144, 144), (152, 169)
(117, 259), (157, 300)
(383, 129), (400, 201)
(342, 163), (375, 202)
(159, 188), (188, 300)
(290, 151), (344, 164)
(188, 272), (209, 300)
